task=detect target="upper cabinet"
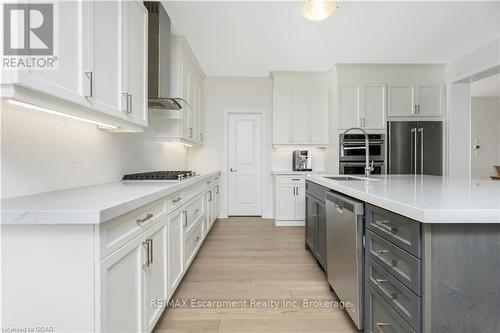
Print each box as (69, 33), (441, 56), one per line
(1, 0), (148, 131)
(337, 84), (386, 130)
(272, 73), (330, 146)
(388, 84), (443, 117)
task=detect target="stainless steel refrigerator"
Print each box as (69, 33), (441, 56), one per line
(388, 121), (443, 175)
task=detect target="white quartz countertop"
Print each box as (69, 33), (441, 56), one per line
(307, 174), (500, 223)
(1, 171), (221, 225)
(272, 170), (323, 175)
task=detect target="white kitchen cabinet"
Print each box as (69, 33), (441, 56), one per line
(8, 1), (87, 106)
(99, 233), (145, 333)
(309, 90), (330, 144)
(84, 1), (124, 118)
(291, 90), (309, 144)
(337, 84), (386, 130)
(388, 84), (443, 117)
(274, 175), (306, 226)
(168, 208), (184, 295)
(273, 89), (292, 144)
(122, 0), (148, 126)
(143, 219), (168, 332)
(213, 184), (220, 222)
(272, 73), (330, 146)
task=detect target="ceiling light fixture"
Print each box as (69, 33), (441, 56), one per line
(7, 99), (118, 130)
(301, 0), (338, 22)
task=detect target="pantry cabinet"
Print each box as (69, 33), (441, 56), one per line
(337, 84), (386, 130)
(272, 73), (330, 146)
(388, 84), (443, 117)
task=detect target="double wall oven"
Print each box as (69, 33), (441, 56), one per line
(339, 134), (386, 175)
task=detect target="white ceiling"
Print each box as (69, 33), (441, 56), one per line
(471, 73), (500, 97)
(163, 1), (500, 77)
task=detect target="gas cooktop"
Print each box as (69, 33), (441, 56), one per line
(122, 170), (197, 181)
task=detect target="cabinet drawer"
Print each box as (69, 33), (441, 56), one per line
(366, 204), (421, 257)
(366, 257), (421, 331)
(184, 220), (203, 266)
(365, 284), (416, 333)
(167, 185), (204, 213)
(305, 180), (327, 202)
(276, 175), (305, 185)
(99, 198), (167, 260)
(185, 194), (204, 230)
(366, 230), (421, 295)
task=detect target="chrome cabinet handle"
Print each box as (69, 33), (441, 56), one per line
(419, 127), (424, 174)
(195, 236), (200, 243)
(137, 213), (153, 225)
(148, 239), (153, 264)
(209, 191), (212, 201)
(376, 322), (390, 333)
(84, 71), (93, 98)
(122, 92), (129, 114)
(127, 93), (132, 114)
(375, 279), (398, 299)
(172, 197), (182, 204)
(375, 220), (399, 233)
(335, 204), (343, 213)
(411, 128), (417, 174)
(189, 127), (193, 138)
(230, 168), (238, 172)
(195, 208), (200, 215)
(142, 240), (150, 268)
(417, 105), (421, 114)
(216, 185), (219, 194)
(182, 211), (188, 228)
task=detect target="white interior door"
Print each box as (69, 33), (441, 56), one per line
(228, 113), (262, 216)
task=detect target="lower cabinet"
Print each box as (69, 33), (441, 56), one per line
(168, 209), (185, 296)
(99, 232), (146, 333)
(274, 175), (306, 226)
(305, 191), (327, 270)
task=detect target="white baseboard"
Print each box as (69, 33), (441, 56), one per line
(274, 220), (305, 227)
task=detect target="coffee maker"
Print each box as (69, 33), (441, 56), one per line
(292, 150), (312, 171)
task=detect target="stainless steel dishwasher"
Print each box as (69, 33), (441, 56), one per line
(326, 191), (364, 329)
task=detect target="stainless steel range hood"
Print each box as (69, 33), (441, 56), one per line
(144, 2), (193, 113)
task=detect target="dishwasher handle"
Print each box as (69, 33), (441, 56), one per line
(326, 191), (364, 216)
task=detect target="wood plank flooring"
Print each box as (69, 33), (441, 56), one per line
(154, 217), (359, 333)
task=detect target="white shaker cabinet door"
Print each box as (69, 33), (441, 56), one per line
(291, 89), (309, 144)
(16, 1), (87, 106)
(99, 234), (145, 333)
(338, 85), (360, 129)
(168, 208), (185, 296)
(273, 89), (291, 144)
(144, 219), (168, 332)
(123, 0), (148, 126)
(416, 85), (443, 117)
(295, 185), (306, 221)
(362, 85), (386, 129)
(388, 85), (415, 117)
(85, 0), (124, 117)
(309, 90), (329, 145)
(276, 184), (296, 221)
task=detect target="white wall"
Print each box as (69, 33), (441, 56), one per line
(187, 77), (326, 219)
(471, 97), (500, 179)
(1, 101), (187, 198)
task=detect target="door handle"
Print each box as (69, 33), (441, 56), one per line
(230, 168), (238, 172)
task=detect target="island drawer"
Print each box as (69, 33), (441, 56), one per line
(277, 175), (306, 185)
(366, 204), (421, 258)
(365, 284), (417, 333)
(305, 180), (327, 202)
(99, 198), (167, 260)
(366, 257), (421, 331)
(366, 230), (421, 295)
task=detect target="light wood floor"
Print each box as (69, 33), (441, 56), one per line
(154, 217), (359, 333)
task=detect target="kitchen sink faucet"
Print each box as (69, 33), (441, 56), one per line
(341, 127), (374, 177)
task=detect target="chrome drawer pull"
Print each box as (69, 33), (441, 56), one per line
(172, 197), (182, 204)
(137, 213), (153, 225)
(195, 236), (200, 242)
(148, 239), (153, 264)
(375, 220), (399, 233)
(142, 240), (150, 268)
(376, 322), (390, 333)
(375, 279), (398, 299)
(377, 249), (389, 254)
(182, 211), (188, 228)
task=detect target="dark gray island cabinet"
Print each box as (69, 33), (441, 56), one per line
(364, 203), (500, 333)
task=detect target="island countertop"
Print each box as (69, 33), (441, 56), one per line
(306, 174), (500, 223)
(1, 171), (221, 225)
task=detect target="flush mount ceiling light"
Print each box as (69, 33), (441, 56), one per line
(301, 0), (338, 21)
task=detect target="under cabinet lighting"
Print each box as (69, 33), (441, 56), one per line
(7, 99), (118, 130)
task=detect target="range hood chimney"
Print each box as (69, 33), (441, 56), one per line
(144, 2), (193, 113)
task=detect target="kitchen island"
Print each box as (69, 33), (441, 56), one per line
(306, 174), (500, 333)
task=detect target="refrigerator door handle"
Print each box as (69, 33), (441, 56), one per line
(411, 128), (417, 174)
(419, 128), (424, 174)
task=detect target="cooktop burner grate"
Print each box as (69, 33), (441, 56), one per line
(122, 171), (195, 181)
